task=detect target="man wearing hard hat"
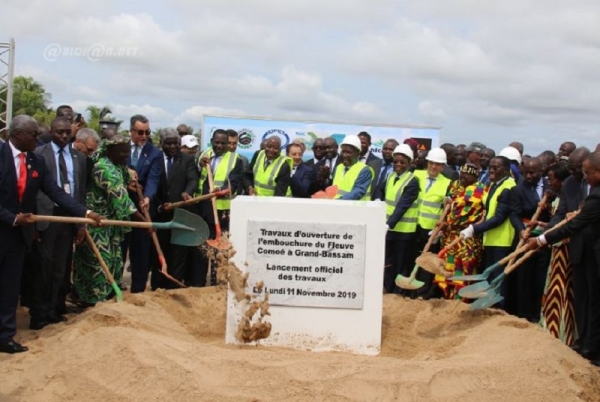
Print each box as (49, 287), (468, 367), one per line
(381, 144), (420, 293)
(412, 147), (452, 297)
(332, 135), (374, 200)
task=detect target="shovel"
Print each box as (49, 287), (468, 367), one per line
(506, 193), (549, 267)
(28, 209), (208, 247)
(136, 186), (186, 288)
(84, 229), (123, 302)
(205, 163), (231, 250)
(452, 243), (530, 284)
(468, 249), (538, 310)
(395, 204), (451, 290)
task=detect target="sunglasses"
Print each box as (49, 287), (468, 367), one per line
(133, 129), (152, 136)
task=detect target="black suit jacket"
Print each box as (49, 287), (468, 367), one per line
(290, 162), (315, 198)
(362, 153), (382, 177)
(313, 154), (343, 191)
(510, 178), (551, 233)
(156, 151), (198, 221)
(442, 165), (459, 181)
(0, 142), (87, 247)
(545, 185), (600, 274)
(372, 160), (393, 200)
(35, 142), (87, 231)
(546, 175), (586, 264)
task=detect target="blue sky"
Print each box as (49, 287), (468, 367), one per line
(2, 0), (600, 155)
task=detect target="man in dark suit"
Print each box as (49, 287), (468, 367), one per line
(544, 147), (590, 353)
(287, 143), (315, 197)
(528, 150), (600, 366)
(372, 139), (398, 200)
(304, 138), (325, 169)
(314, 137), (342, 191)
(440, 143), (460, 181)
(510, 157), (551, 322)
(153, 129), (198, 289)
(27, 117), (89, 330)
(0, 115), (102, 354)
(357, 131), (382, 175)
(123, 114), (162, 293)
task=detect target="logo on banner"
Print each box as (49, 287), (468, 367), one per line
(237, 128), (255, 149)
(411, 138), (433, 151)
(263, 129), (290, 149)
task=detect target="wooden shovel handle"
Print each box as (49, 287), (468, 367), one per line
(422, 203), (452, 254)
(206, 163), (222, 239)
(437, 235), (464, 258)
(509, 193), (549, 264)
(168, 189), (229, 209)
(84, 230), (116, 285)
(136, 187), (167, 270)
(29, 215), (154, 228)
(504, 249), (538, 275)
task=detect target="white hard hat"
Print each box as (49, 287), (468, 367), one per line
(426, 147), (447, 164)
(181, 135), (199, 148)
(340, 135), (362, 152)
(393, 144), (414, 160)
(499, 146), (522, 164)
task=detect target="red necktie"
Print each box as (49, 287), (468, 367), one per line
(17, 153), (27, 203)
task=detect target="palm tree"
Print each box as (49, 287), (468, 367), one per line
(0, 75), (52, 118)
(85, 105), (123, 132)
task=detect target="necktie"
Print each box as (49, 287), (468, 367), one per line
(17, 153), (26, 203)
(167, 157), (173, 178)
(394, 175), (400, 185)
(425, 177), (435, 192)
(211, 156), (218, 172)
(58, 147), (69, 191)
(344, 166), (350, 173)
(291, 166), (297, 177)
(132, 145), (139, 167)
(379, 163), (391, 186)
(264, 159), (271, 170)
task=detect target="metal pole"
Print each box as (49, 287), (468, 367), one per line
(6, 38), (15, 126)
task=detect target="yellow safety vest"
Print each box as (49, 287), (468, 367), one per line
(385, 171), (418, 233)
(197, 149), (238, 210)
(253, 151), (292, 197)
(414, 170), (451, 230)
(332, 161), (373, 201)
(482, 177), (516, 247)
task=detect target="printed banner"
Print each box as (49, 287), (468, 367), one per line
(202, 115), (441, 161)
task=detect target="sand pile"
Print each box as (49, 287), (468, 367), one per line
(1, 288), (599, 402)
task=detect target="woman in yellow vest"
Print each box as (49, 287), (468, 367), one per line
(412, 147), (452, 299)
(332, 135), (374, 200)
(380, 144), (420, 293)
(248, 136), (292, 197)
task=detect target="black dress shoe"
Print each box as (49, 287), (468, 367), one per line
(0, 340), (28, 354)
(581, 349), (599, 360)
(591, 359), (600, 367)
(47, 314), (67, 324)
(570, 342), (583, 353)
(29, 319), (50, 330)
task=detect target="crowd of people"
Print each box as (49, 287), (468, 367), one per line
(1, 107), (599, 368)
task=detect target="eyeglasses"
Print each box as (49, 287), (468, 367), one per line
(133, 129), (152, 136)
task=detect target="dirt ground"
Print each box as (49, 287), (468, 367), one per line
(0, 287), (598, 402)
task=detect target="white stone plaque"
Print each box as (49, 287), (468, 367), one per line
(246, 220), (366, 309)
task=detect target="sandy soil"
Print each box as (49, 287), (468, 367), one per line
(0, 287), (598, 402)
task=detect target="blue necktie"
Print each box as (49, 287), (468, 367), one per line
(132, 145), (139, 167)
(167, 157), (173, 178)
(426, 178), (435, 192)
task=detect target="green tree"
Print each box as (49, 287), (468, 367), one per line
(85, 105), (123, 133)
(0, 76), (51, 116)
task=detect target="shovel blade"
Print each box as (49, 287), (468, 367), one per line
(415, 253), (446, 276)
(170, 209), (210, 247)
(395, 274), (425, 290)
(469, 292), (503, 310)
(449, 262), (501, 282)
(458, 280), (492, 299)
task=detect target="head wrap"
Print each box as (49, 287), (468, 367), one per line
(92, 135), (131, 183)
(460, 163), (479, 176)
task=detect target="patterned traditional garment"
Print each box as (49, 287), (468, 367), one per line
(540, 198), (577, 345)
(434, 181), (486, 299)
(73, 141), (137, 304)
